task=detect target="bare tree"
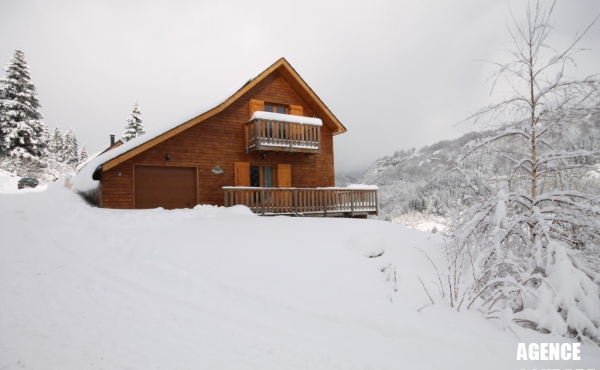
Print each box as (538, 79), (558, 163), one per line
(446, 1), (600, 342)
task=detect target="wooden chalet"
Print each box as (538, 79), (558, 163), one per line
(79, 58), (378, 217)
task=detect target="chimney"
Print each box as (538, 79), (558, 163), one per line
(110, 134), (115, 146)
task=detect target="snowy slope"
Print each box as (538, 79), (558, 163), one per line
(0, 169), (17, 191)
(1, 185), (599, 369)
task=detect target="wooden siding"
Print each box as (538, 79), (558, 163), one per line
(101, 70), (335, 209)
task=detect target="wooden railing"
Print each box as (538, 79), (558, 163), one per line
(245, 119), (321, 154)
(223, 187), (378, 217)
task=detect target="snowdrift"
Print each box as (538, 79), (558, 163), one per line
(1, 185), (599, 369)
(0, 169), (17, 190)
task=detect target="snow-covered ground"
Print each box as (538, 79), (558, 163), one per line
(0, 169), (17, 191)
(0, 169), (47, 193)
(1, 183), (599, 369)
(392, 212), (451, 235)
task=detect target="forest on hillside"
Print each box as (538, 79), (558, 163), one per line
(338, 113), (600, 234)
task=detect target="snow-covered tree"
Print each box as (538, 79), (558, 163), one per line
(41, 123), (49, 147)
(79, 144), (88, 164)
(445, 1), (600, 342)
(121, 101), (145, 142)
(48, 126), (64, 159)
(0, 49), (46, 159)
(42, 126), (77, 180)
(63, 128), (78, 167)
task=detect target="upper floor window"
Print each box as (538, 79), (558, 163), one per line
(264, 103), (287, 114)
(249, 99), (303, 119)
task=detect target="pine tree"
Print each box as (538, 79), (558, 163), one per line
(41, 123), (49, 148)
(79, 144), (88, 165)
(121, 101), (145, 142)
(63, 128), (78, 167)
(48, 126), (64, 159)
(0, 50), (46, 159)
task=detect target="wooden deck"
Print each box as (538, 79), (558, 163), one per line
(223, 187), (378, 217)
(245, 118), (321, 154)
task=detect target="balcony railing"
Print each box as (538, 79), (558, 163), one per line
(245, 118), (321, 154)
(223, 187), (378, 217)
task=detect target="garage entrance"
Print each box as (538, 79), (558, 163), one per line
(134, 166), (197, 209)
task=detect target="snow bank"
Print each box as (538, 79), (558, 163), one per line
(0, 169), (48, 193)
(1, 185), (599, 369)
(0, 169), (17, 191)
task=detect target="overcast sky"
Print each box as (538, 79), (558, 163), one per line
(1, 0), (599, 173)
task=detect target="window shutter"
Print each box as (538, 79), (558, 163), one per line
(234, 162), (250, 186)
(277, 164), (291, 187)
(249, 99), (264, 119)
(288, 105), (303, 116)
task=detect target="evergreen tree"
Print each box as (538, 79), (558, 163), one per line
(121, 101), (145, 142)
(0, 50), (46, 159)
(79, 144), (88, 165)
(48, 126), (64, 159)
(63, 128), (78, 167)
(41, 123), (49, 147)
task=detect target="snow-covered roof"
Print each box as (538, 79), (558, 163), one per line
(72, 75), (256, 192)
(250, 111), (322, 126)
(72, 58), (347, 193)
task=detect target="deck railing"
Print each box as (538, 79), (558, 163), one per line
(245, 119), (321, 154)
(223, 187), (378, 217)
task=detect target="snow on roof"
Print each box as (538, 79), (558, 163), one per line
(72, 74), (257, 193)
(250, 111), (322, 126)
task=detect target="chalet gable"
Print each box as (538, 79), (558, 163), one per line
(103, 58), (345, 172)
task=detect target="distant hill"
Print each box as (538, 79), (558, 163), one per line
(334, 171), (363, 187)
(342, 115), (600, 233)
(353, 131), (489, 232)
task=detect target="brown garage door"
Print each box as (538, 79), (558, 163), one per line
(134, 166), (197, 209)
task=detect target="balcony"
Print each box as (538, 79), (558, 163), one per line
(223, 187), (378, 217)
(245, 112), (321, 154)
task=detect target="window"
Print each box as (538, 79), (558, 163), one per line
(248, 99), (303, 119)
(263, 166), (274, 187)
(264, 103), (287, 114)
(250, 164), (275, 204)
(263, 103), (288, 139)
(250, 165), (274, 187)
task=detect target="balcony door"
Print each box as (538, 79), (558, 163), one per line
(250, 165), (273, 187)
